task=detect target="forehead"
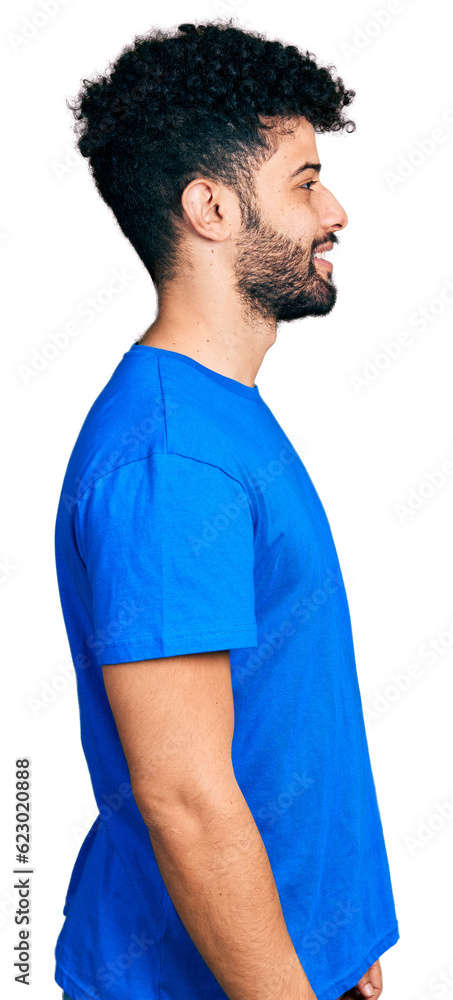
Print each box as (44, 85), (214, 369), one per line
(257, 116), (319, 179)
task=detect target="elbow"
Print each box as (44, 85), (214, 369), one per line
(132, 772), (239, 835)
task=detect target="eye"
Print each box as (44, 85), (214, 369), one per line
(299, 180), (317, 191)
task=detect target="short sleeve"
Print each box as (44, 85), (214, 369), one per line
(74, 453), (258, 665)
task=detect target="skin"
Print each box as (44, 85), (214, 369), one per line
(137, 115), (347, 388)
(137, 115), (383, 999)
(339, 959), (383, 998)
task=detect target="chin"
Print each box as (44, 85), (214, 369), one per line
(276, 287), (337, 322)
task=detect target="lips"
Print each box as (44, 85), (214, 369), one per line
(313, 256), (333, 271)
(312, 241), (334, 258)
(312, 241), (334, 271)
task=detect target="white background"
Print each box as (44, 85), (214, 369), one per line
(2, 0), (453, 998)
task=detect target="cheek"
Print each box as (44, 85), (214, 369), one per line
(290, 209), (317, 248)
(261, 197), (316, 252)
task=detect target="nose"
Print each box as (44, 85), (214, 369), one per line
(321, 187), (348, 233)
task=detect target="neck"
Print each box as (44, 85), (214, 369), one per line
(137, 276), (277, 388)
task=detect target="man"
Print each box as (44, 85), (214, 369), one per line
(54, 19), (399, 1000)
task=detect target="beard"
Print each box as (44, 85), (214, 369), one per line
(232, 194), (338, 324)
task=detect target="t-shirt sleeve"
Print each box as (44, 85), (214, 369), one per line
(74, 452), (258, 665)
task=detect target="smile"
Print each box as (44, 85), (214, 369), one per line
(313, 253), (333, 272)
(312, 242), (334, 271)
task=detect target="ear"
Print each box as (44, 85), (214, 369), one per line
(181, 178), (233, 242)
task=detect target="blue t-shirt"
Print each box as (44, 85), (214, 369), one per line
(54, 343), (399, 1000)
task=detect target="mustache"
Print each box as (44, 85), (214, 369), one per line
(312, 233), (339, 253)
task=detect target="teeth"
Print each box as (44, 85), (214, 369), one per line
(314, 251), (327, 259)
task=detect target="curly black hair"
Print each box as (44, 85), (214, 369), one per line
(67, 18), (356, 290)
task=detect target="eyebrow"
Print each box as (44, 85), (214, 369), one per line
(288, 161), (322, 180)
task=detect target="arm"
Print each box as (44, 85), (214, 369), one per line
(102, 649), (317, 1000)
